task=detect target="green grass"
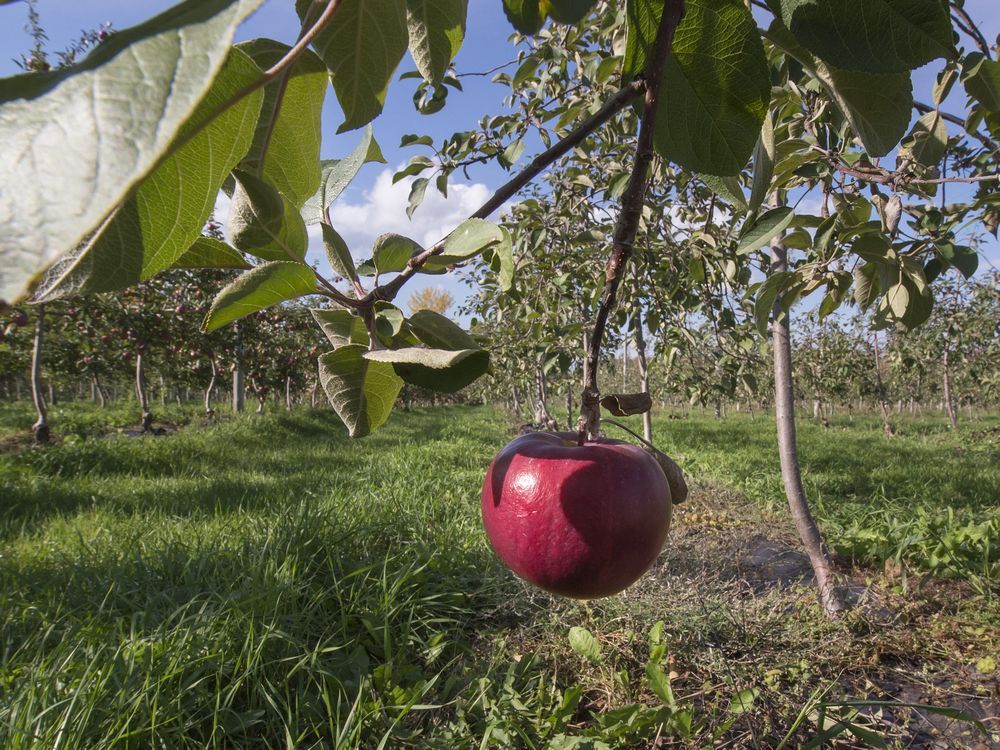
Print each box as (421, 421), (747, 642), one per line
(640, 411), (1000, 585)
(0, 404), (997, 748)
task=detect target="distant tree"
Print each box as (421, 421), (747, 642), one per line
(408, 286), (455, 316)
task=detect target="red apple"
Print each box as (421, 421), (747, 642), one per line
(481, 431), (671, 599)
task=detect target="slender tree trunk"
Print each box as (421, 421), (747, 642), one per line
(566, 390), (574, 431)
(204, 359), (218, 416)
(285, 376), (293, 411)
(30, 305), (49, 442)
(942, 349), (958, 429)
(93, 374), (107, 408)
(534, 360), (554, 428)
(872, 335), (894, 437)
(622, 334), (628, 391)
(632, 309), (653, 443)
(135, 351), (153, 432)
(47, 381), (56, 406)
(770, 222), (846, 617)
(511, 384), (522, 419)
(232, 322), (245, 413)
(159, 373), (167, 406)
(309, 381), (318, 409)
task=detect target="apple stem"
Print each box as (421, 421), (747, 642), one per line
(578, 0), (686, 442)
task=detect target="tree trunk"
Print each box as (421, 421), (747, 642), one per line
(47, 381), (56, 406)
(232, 322), (246, 413)
(30, 305), (49, 442)
(632, 309), (653, 443)
(942, 349), (958, 429)
(872, 335), (894, 437)
(622, 334), (628, 391)
(159, 373), (167, 406)
(204, 359), (218, 416)
(511, 384), (522, 419)
(135, 351), (153, 432)
(534, 360), (554, 428)
(566, 390), (574, 431)
(285, 376), (293, 411)
(770, 227), (846, 617)
(93, 374), (107, 408)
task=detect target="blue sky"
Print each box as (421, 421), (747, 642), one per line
(2, 0), (997, 314)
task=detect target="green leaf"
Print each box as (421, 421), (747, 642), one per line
(236, 39), (327, 207)
(767, 22), (912, 156)
(406, 0), (467, 85)
(700, 174), (748, 211)
(886, 281), (909, 318)
(364, 347), (489, 392)
(853, 262), (880, 310)
(203, 261), (317, 331)
(33, 47), (264, 302)
(319, 344), (403, 437)
(407, 309), (478, 349)
(172, 237), (251, 270)
(0, 0), (265, 305)
(373, 234), (423, 273)
(950, 246), (979, 279)
(301, 0), (408, 132)
(311, 308), (369, 347)
(626, 0), (770, 176)
(407, 177), (430, 218)
(229, 170), (309, 262)
(302, 126), (386, 225)
(729, 688), (759, 715)
(775, 0), (955, 74)
(502, 0), (543, 34)
(493, 227), (516, 292)
(962, 53), (1000, 113)
(568, 626), (603, 664)
(738, 207), (795, 255)
(644, 662), (675, 707)
(900, 111), (948, 167)
(321, 223), (358, 282)
(753, 270), (796, 335)
(422, 219), (505, 271)
(749, 111), (776, 213)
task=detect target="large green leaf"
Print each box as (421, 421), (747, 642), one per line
(172, 237), (251, 270)
(373, 234), (423, 273)
(319, 344), (403, 437)
(421, 218), (505, 270)
(406, 0), (467, 85)
(407, 309), (478, 349)
(738, 207), (795, 255)
(364, 347), (489, 392)
(963, 53), (1000, 113)
(229, 170), (309, 261)
(301, 126), (385, 225)
(768, 22), (912, 157)
(33, 48), (264, 302)
(321, 223), (358, 282)
(311, 308), (369, 347)
(203, 261), (317, 331)
(502, 0), (543, 34)
(775, 0), (954, 74)
(1, 0), (266, 305)
(900, 111), (948, 167)
(625, 0), (770, 176)
(300, 0), (408, 132)
(237, 39), (327, 207)
(502, 0), (597, 33)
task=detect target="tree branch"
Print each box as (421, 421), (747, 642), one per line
(914, 101), (1000, 155)
(950, 2), (992, 60)
(364, 78), (647, 305)
(579, 0), (686, 442)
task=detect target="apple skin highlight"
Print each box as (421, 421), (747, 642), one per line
(481, 432), (672, 599)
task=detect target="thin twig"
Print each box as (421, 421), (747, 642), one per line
(579, 0), (687, 442)
(364, 78), (647, 305)
(950, 2), (992, 59)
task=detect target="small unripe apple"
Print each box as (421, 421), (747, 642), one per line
(481, 432), (671, 599)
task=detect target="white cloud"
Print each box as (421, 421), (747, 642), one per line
(328, 167), (492, 254)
